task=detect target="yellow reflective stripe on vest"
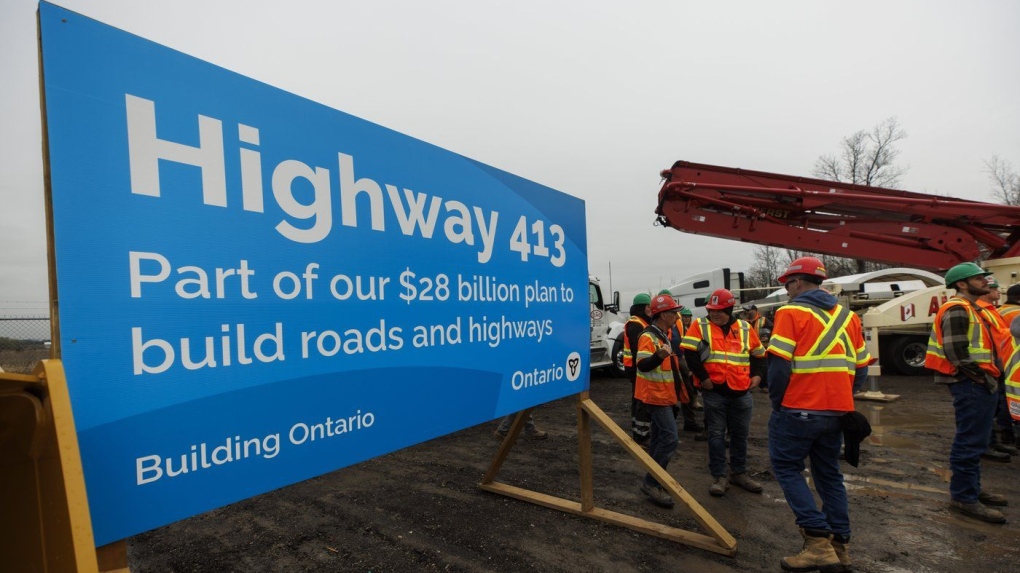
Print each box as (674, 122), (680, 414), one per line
(636, 330), (675, 386)
(622, 316), (648, 366)
(926, 301), (991, 363)
(769, 334), (796, 358)
(785, 303), (857, 375)
(787, 303), (853, 357)
(695, 317), (752, 366)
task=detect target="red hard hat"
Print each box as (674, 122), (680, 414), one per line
(705, 288), (736, 310)
(777, 256), (828, 284)
(648, 294), (681, 316)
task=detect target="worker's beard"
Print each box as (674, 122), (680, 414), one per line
(965, 283), (991, 297)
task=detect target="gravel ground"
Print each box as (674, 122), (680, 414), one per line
(128, 372), (1020, 573)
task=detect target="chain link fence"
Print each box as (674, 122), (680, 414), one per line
(0, 313), (52, 374)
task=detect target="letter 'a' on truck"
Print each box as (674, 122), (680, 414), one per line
(653, 160), (1020, 377)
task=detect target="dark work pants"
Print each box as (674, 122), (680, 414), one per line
(628, 370), (651, 439)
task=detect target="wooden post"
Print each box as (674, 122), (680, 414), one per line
(479, 393), (737, 556)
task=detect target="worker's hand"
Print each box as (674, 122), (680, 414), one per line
(750, 376), (762, 389)
(702, 379), (714, 391)
(656, 346), (672, 359)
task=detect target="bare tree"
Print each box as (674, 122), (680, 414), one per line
(813, 117), (909, 188)
(745, 245), (787, 292)
(744, 246), (871, 301)
(985, 155), (1020, 206)
(812, 117), (907, 272)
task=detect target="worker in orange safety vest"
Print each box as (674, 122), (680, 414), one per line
(634, 294), (687, 509)
(1000, 285), (1020, 435)
(767, 256), (872, 572)
(1006, 314), (1020, 425)
(743, 304), (772, 391)
(976, 276), (1018, 459)
(623, 293), (653, 445)
(680, 288), (765, 498)
(925, 261), (1008, 525)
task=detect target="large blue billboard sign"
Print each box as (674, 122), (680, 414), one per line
(39, 2), (589, 545)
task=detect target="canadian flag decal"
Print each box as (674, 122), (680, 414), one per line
(901, 304), (915, 321)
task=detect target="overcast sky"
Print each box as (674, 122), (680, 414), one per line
(2, 0), (1018, 312)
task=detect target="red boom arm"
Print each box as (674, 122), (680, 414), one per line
(655, 161), (1020, 271)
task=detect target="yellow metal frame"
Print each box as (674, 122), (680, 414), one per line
(0, 360), (104, 572)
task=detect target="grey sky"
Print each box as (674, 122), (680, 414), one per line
(2, 0), (1018, 311)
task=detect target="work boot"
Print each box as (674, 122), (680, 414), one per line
(830, 535), (852, 572)
(948, 500), (1006, 524)
(980, 449), (1011, 462)
(780, 528), (842, 573)
(978, 491), (1008, 507)
(640, 483), (674, 508)
(730, 472), (763, 493)
(709, 476), (729, 497)
(523, 428), (548, 440)
(991, 442), (1020, 455)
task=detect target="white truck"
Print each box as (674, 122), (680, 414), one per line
(588, 276), (625, 375)
(660, 266), (959, 376)
(599, 268), (747, 376)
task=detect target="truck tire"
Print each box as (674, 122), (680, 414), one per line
(611, 336), (627, 378)
(886, 336), (929, 376)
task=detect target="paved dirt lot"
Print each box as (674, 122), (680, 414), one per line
(128, 372), (1020, 572)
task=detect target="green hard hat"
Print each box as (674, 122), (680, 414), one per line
(944, 262), (990, 287)
(633, 293), (651, 305)
(987, 276), (1000, 288)
(658, 289), (672, 295)
(679, 307), (693, 316)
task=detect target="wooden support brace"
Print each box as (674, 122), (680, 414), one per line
(479, 393), (737, 557)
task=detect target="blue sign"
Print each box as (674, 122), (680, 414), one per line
(39, 2), (588, 545)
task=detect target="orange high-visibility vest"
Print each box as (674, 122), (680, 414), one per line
(768, 302), (871, 412)
(749, 314), (768, 338)
(622, 316), (648, 368)
(1004, 344), (1020, 422)
(680, 317), (765, 392)
(1002, 305), (1020, 412)
(635, 326), (679, 406)
(925, 298), (1001, 378)
(1000, 303), (1020, 324)
(979, 299), (1013, 367)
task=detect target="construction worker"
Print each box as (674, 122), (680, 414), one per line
(995, 283), (1020, 447)
(1006, 315), (1020, 427)
(978, 277), (1016, 460)
(767, 256), (872, 572)
(623, 293), (653, 446)
(925, 262), (1008, 524)
(1000, 284), (1020, 323)
(681, 288), (766, 497)
(744, 304), (772, 391)
(658, 290), (702, 434)
(679, 307), (704, 414)
(744, 304), (771, 340)
(635, 294), (687, 509)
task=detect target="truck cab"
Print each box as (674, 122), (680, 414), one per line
(589, 276), (624, 374)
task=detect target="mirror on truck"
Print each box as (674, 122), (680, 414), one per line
(606, 291), (620, 314)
